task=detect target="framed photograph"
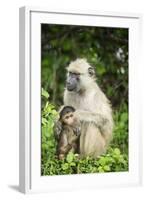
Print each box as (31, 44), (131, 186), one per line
(19, 6), (142, 193)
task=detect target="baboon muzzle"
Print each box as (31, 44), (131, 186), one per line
(66, 77), (78, 91)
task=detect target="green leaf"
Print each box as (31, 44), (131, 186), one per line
(62, 163), (69, 170)
(99, 157), (106, 166)
(120, 112), (128, 122)
(114, 148), (121, 155)
(66, 152), (74, 163)
(98, 166), (104, 173)
(70, 162), (76, 166)
(42, 117), (48, 125)
(103, 165), (110, 171)
(42, 88), (49, 99)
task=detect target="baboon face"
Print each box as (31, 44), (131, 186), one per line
(62, 112), (75, 125)
(66, 58), (96, 92)
(66, 71), (80, 92)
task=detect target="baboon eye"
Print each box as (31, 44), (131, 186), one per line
(69, 72), (75, 76)
(69, 72), (72, 75)
(70, 114), (73, 117)
(69, 72), (80, 76)
(88, 67), (95, 76)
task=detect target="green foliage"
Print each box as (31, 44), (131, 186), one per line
(42, 147), (128, 175)
(41, 89), (128, 175)
(111, 103), (128, 154)
(41, 25), (128, 108)
(41, 88), (59, 162)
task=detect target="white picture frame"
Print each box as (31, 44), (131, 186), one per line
(19, 6), (142, 194)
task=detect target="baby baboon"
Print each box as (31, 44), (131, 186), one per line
(57, 106), (81, 160)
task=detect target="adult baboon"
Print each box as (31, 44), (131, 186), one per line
(63, 58), (113, 158)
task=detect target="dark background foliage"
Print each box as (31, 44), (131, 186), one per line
(41, 24), (128, 175)
(41, 24), (128, 109)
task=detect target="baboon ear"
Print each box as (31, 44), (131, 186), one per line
(88, 67), (95, 77)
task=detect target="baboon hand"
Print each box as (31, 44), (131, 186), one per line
(54, 120), (62, 140)
(73, 126), (81, 136)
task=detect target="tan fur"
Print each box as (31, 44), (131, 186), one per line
(64, 58), (114, 158)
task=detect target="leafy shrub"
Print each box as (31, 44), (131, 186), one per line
(111, 103), (128, 154)
(41, 88), (59, 162)
(42, 148), (128, 175)
(41, 25), (128, 108)
(41, 88), (128, 175)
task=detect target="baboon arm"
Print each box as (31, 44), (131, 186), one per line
(60, 144), (72, 154)
(54, 120), (62, 140)
(75, 110), (108, 126)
